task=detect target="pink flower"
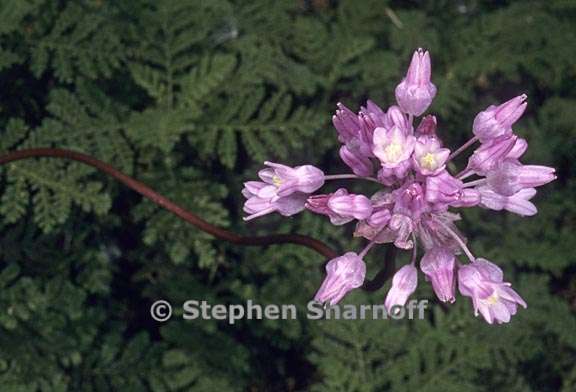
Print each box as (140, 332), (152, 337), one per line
(425, 171), (462, 204)
(466, 135), (518, 175)
(385, 264), (418, 312)
(477, 185), (538, 216)
(458, 259), (527, 324)
(314, 252), (366, 305)
(415, 115), (438, 138)
(373, 126), (416, 169)
(259, 161), (325, 197)
(507, 137), (528, 159)
(306, 188), (372, 225)
(333, 102), (361, 144)
(333, 102), (374, 157)
(420, 247), (456, 303)
(385, 105), (412, 132)
(328, 192), (373, 220)
(244, 49), (556, 325)
(242, 182), (308, 221)
(486, 159), (556, 196)
(394, 182), (428, 219)
(473, 95), (527, 142)
(395, 48), (437, 116)
(413, 137), (450, 176)
(360, 100), (388, 128)
(339, 145), (374, 177)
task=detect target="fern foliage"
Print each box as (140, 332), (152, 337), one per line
(0, 0), (575, 390)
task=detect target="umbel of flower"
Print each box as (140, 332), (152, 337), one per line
(314, 252), (366, 306)
(458, 259), (527, 324)
(243, 48), (556, 325)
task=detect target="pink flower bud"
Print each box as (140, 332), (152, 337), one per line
(466, 135), (517, 175)
(385, 264), (418, 312)
(416, 115), (438, 137)
(333, 102), (375, 157)
(333, 102), (360, 144)
(306, 189), (372, 224)
(367, 208), (391, 227)
(472, 94), (527, 142)
(420, 247), (456, 303)
(386, 105), (411, 132)
(458, 258), (526, 324)
(328, 192), (373, 220)
(507, 137), (528, 159)
(394, 182), (428, 219)
(360, 100), (388, 128)
(425, 171), (463, 204)
(314, 252), (366, 305)
(339, 145), (374, 177)
(394, 48), (437, 116)
(486, 160), (556, 196)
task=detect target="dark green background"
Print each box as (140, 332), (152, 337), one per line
(0, 0), (575, 390)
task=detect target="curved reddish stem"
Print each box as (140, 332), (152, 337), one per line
(0, 148), (338, 259)
(0, 148), (398, 291)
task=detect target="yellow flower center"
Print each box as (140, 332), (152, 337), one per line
(420, 153), (437, 170)
(484, 292), (499, 305)
(383, 143), (403, 162)
(272, 175), (283, 187)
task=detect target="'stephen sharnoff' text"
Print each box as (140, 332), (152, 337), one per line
(180, 299), (429, 324)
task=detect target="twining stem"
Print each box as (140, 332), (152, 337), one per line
(447, 135), (479, 162)
(0, 148), (338, 258)
(0, 148), (399, 291)
(324, 174), (381, 184)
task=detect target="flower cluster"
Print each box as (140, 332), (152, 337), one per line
(242, 49), (555, 324)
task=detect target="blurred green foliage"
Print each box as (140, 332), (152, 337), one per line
(0, 0), (575, 390)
